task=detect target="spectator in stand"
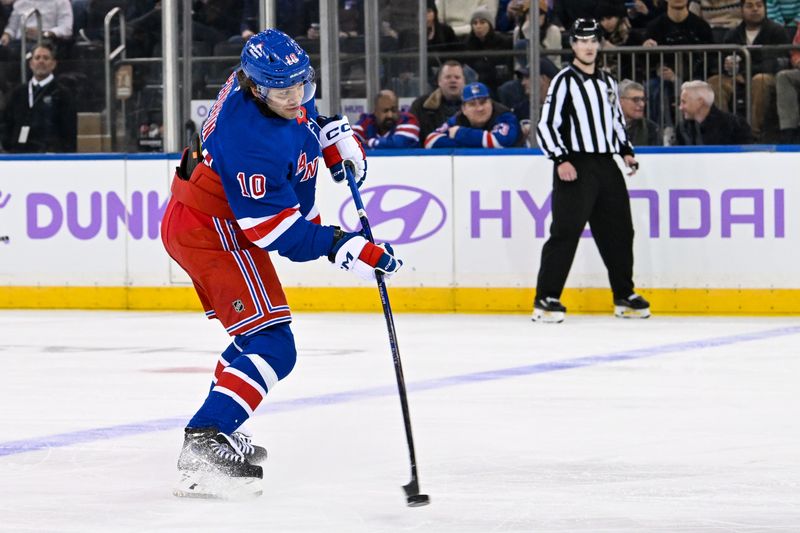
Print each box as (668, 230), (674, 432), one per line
(619, 79), (662, 145)
(511, 0), (563, 69)
(463, 6), (513, 94)
(0, 0), (11, 65)
(1, 43), (76, 153)
(0, 0), (73, 58)
(676, 80), (754, 144)
(597, 2), (644, 79)
(496, 0), (517, 32)
(1, 0), (13, 33)
(643, 0), (714, 130)
(410, 59), (467, 139)
(775, 23), (800, 142)
(627, 0), (667, 35)
(766, 0), (800, 37)
(193, 0), (250, 47)
(124, 1), (163, 58)
(427, 0), (460, 53)
(424, 81), (522, 148)
(435, 0), (499, 37)
(508, 59), (560, 143)
(504, 58), (560, 121)
(598, 2), (635, 44)
(691, 0), (743, 42)
(424, 0), (462, 82)
(353, 90), (421, 149)
(273, 0), (315, 40)
(706, 0), (790, 140)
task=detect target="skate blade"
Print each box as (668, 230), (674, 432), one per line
(173, 470), (263, 501)
(532, 309), (565, 323)
(614, 306), (651, 319)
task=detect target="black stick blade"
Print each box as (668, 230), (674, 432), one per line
(407, 493), (431, 507)
(403, 479), (429, 507)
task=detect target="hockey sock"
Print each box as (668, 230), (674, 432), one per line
(209, 340), (244, 392)
(188, 324), (297, 434)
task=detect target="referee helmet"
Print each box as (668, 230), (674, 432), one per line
(569, 18), (602, 42)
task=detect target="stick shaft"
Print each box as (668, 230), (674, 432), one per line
(344, 170), (421, 492)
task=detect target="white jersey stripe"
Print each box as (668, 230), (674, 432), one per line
(396, 124), (420, 133)
(248, 211), (302, 248)
(244, 353), (280, 391)
(305, 204), (320, 221)
(242, 249), (290, 313)
(238, 204), (301, 230)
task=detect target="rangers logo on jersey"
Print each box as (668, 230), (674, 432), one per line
(492, 123), (510, 136)
(295, 151), (319, 182)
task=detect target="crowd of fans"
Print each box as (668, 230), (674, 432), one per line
(0, 0), (798, 153)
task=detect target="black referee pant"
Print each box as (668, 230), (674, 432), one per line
(535, 153), (635, 302)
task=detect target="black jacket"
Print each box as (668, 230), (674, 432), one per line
(645, 13), (714, 76)
(626, 117), (661, 146)
(409, 88), (462, 141)
(1, 78), (77, 153)
(722, 19), (791, 74)
(463, 29), (513, 92)
(676, 105), (754, 146)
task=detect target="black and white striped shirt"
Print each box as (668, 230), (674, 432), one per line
(536, 64), (634, 164)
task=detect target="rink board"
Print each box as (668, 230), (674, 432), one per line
(0, 149), (798, 313)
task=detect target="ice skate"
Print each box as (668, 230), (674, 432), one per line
(231, 430), (268, 465)
(532, 297), (566, 323)
(614, 294), (651, 319)
(173, 428), (263, 500)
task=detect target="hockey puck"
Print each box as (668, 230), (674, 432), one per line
(406, 494), (430, 507)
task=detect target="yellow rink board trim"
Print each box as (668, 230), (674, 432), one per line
(1, 286), (799, 314)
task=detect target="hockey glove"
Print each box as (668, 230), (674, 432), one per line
(318, 115), (367, 187)
(329, 228), (402, 282)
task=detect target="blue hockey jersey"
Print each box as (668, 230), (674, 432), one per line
(423, 103), (521, 149)
(353, 111), (420, 148)
(199, 73), (335, 262)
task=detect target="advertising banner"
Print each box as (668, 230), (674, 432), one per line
(453, 152), (799, 288)
(1, 151), (798, 293)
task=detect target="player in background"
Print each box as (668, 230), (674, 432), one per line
(161, 29), (403, 499)
(353, 89), (421, 148)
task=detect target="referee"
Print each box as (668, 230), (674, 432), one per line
(533, 18), (650, 323)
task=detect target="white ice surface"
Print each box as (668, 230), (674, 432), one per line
(0, 310), (799, 532)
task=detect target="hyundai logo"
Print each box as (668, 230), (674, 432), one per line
(338, 185), (447, 245)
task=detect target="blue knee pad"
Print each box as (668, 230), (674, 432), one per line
(235, 322), (297, 382)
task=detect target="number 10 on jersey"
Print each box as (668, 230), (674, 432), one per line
(236, 172), (267, 199)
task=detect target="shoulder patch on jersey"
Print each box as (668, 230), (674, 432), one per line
(296, 106), (308, 124)
(606, 86), (617, 106)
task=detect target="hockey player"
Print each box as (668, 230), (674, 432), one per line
(161, 29), (403, 499)
(353, 89), (421, 148)
(423, 82), (522, 148)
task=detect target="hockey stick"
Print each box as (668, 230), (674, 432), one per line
(343, 166), (430, 508)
